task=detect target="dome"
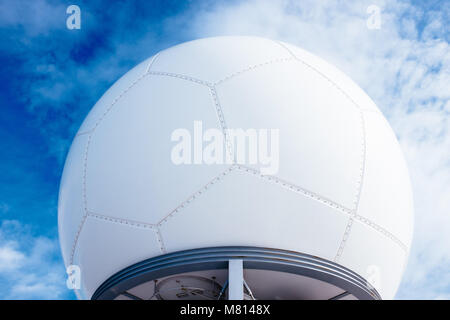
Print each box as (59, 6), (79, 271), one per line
(58, 36), (414, 300)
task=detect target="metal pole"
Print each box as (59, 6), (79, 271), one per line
(228, 259), (243, 300)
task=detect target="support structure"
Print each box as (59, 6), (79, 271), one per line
(228, 259), (244, 300)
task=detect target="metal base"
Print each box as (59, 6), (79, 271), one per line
(92, 246), (380, 300)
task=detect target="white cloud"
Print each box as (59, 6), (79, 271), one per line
(172, 0), (450, 299)
(0, 220), (70, 299)
(0, 245), (25, 272)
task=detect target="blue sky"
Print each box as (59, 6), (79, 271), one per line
(0, 0), (449, 299)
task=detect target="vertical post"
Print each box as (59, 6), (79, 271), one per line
(228, 259), (243, 300)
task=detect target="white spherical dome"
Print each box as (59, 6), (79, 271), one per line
(58, 36), (413, 300)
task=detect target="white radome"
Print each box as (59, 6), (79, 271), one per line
(58, 36), (414, 300)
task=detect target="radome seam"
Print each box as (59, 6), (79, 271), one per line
(274, 41), (364, 113)
(68, 48), (405, 265)
(154, 159), (406, 253)
(75, 53), (160, 137)
(69, 54), (294, 263)
(69, 69), (154, 264)
(75, 72), (150, 136)
(214, 57), (295, 86)
(149, 57), (296, 87)
(157, 166), (236, 226)
(335, 217), (355, 261)
(335, 214), (354, 261)
(75, 53), (299, 142)
(234, 165), (406, 252)
(274, 40), (366, 205)
(234, 165), (353, 215)
(272, 40), (371, 261)
(71, 55), (313, 249)
(75, 129), (94, 137)
(148, 71), (212, 86)
(354, 110), (367, 210)
(209, 85), (235, 162)
(87, 211), (157, 229)
(70, 60), (212, 262)
(73, 162), (406, 258)
(155, 227), (166, 253)
(353, 215), (407, 251)
(69, 214), (167, 261)
(334, 109), (367, 262)
(69, 214), (87, 265)
(69, 131), (92, 265)
(145, 52), (161, 74)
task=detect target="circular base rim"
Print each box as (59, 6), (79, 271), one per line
(92, 246), (380, 300)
